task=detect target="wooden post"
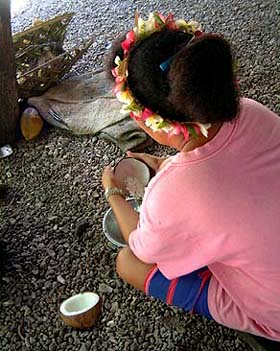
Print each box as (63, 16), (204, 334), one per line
(0, 0), (19, 146)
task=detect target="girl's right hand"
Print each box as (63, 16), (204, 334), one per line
(126, 151), (169, 172)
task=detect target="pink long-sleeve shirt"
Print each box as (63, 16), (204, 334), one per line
(129, 98), (280, 340)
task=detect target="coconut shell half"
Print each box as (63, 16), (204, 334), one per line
(114, 157), (151, 197)
(60, 292), (102, 329)
(20, 107), (44, 141)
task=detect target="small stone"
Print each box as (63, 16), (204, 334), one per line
(92, 191), (99, 198)
(111, 301), (119, 312)
(8, 218), (17, 225)
(107, 320), (114, 327)
(57, 275), (66, 284)
(79, 344), (88, 351)
(46, 248), (56, 257)
(99, 283), (113, 294)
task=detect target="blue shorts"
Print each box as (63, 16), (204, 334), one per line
(144, 266), (213, 320)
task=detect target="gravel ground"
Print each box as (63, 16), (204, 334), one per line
(1, 1), (279, 350)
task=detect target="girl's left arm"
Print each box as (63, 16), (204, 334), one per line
(102, 165), (139, 243)
(107, 195), (139, 243)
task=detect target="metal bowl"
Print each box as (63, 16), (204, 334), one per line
(102, 198), (139, 248)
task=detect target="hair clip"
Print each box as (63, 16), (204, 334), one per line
(159, 56), (175, 72)
(159, 35), (197, 72)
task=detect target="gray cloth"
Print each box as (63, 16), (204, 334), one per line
(28, 69), (149, 151)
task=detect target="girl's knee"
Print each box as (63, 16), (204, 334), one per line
(116, 247), (153, 291)
(116, 247), (130, 280)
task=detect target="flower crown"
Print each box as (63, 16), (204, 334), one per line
(112, 12), (212, 140)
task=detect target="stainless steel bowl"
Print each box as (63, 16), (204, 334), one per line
(102, 198), (139, 248)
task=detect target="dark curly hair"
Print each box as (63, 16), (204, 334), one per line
(105, 29), (239, 124)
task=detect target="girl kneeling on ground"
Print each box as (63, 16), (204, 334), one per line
(102, 12), (280, 341)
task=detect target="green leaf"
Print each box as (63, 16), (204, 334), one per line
(126, 100), (141, 112)
(154, 13), (165, 26)
(187, 124), (198, 138)
(121, 83), (126, 92)
(157, 120), (168, 128)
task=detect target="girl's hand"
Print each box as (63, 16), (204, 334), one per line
(102, 165), (119, 189)
(126, 151), (169, 172)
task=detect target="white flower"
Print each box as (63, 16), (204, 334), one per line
(175, 19), (187, 29)
(116, 91), (134, 105)
(134, 13), (158, 38)
(188, 20), (202, 33)
(195, 122), (212, 137)
(120, 105), (130, 114)
(146, 13), (157, 32)
(161, 123), (173, 134)
(114, 56), (121, 66)
(134, 17), (145, 37)
(145, 115), (165, 131)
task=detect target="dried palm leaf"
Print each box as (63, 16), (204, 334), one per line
(13, 13), (94, 98)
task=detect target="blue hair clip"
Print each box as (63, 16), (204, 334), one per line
(160, 35), (196, 72)
(160, 55), (175, 72)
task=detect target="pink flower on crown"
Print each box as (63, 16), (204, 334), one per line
(158, 13), (166, 22)
(171, 122), (189, 139)
(141, 108), (154, 120)
(113, 71), (126, 83)
(165, 14), (177, 30)
(111, 68), (117, 78)
(165, 13), (174, 22)
(193, 124), (201, 135)
(130, 111), (143, 121)
(113, 82), (126, 95)
(121, 30), (136, 54)
(153, 12), (166, 28)
(172, 122), (183, 135)
(195, 30), (203, 37)
(181, 125), (190, 140)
